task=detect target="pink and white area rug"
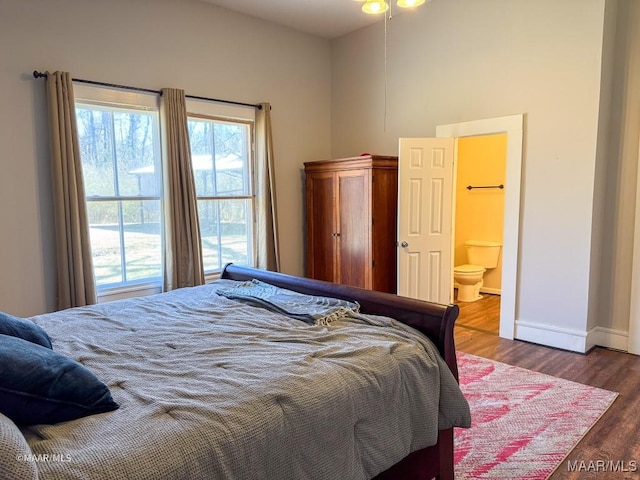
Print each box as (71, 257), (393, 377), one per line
(454, 352), (618, 479)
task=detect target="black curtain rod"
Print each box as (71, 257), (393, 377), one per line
(33, 71), (263, 110)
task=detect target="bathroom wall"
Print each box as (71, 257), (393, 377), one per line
(454, 134), (507, 293)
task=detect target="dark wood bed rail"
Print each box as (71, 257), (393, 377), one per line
(221, 264), (460, 380)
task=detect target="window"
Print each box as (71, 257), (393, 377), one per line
(187, 115), (254, 273)
(74, 86), (256, 293)
(75, 87), (163, 290)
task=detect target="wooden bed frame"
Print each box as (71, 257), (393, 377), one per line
(221, 264), (461, 480)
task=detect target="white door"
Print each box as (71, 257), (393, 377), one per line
(398, 138), (455, 305)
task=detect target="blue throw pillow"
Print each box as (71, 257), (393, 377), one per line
(0, 311), (52, 349)
(0, 335), (119, 426)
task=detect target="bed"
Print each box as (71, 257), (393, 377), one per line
(1, 264), (470, 480)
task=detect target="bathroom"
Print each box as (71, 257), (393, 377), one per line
(453, 133), (507, 334)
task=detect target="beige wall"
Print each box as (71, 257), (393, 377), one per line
(454, 134), (507, 292)
(331, 0), (640, 349)
(0, 0), (331, 316)
(3, 0), (640, 348)
(332, 0), (606, 336)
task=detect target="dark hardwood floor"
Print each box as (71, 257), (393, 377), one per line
(454, 293), (640, 479)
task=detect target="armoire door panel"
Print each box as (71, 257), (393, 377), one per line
(306, 174), (336, 282)
(337, 170), (370, 288)
(370, 168), (398, 294)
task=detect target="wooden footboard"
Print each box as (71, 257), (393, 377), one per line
(220, 264), (460, 480)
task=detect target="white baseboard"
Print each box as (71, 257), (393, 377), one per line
(586, 326), (628, 352)
(453, 285), (501, 295)
(515, 320), (590, 353)
(480, 287), (501, 295)
(515, 320), (630, 353)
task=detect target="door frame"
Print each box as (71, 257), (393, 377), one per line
(628, 139), (640, 354)
(436, 114), (524, 340)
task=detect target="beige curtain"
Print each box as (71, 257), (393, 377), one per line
(45, 71), (97, 309)
(255, 103), (280, 271)
(161, 88), (204, 290)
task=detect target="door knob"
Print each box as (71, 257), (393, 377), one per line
(401, 241), (408, 248)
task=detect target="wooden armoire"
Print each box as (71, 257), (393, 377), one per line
(304, 155), (398, 294)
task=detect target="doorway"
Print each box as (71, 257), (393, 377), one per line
(437, 114), (523, 340)
(453, 133), (507, 335)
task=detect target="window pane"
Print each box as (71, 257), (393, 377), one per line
(77, 100), (163, 290)
(198, 199), (251, 272)
(87, 201), (122, 285)
(214, 122), (250, 196)
(114, 111), (161, 197)
(189, 120), (214, 196)
(188, 118), (250, 197)
(86, 200), (162, 287)
(197, 200), (220, 272)
(76, 108), (115, 197)
(121, 200), (162, 282)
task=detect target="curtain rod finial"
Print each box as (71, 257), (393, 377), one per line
(33, 70), (47, 79)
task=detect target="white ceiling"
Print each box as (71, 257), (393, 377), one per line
(198, 0), (385, 39)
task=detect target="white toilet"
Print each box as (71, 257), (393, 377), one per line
(454, 240), (502, 302)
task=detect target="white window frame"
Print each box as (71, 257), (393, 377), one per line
(186, 99), (257, 281)
(74, 84), (164, 301)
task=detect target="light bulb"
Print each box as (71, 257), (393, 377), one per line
(397, 0), (425, 8)
(362, 0), (389, 14)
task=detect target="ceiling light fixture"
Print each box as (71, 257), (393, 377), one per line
(359, 0), (426, 14)
(361, 0), (389, 14)
(396, 0), (426, 8)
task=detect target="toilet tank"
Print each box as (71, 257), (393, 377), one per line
(465, 240), (502, 268)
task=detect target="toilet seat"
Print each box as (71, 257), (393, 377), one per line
(454, 264), (485, 302)
(454, 264), (485, 274)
